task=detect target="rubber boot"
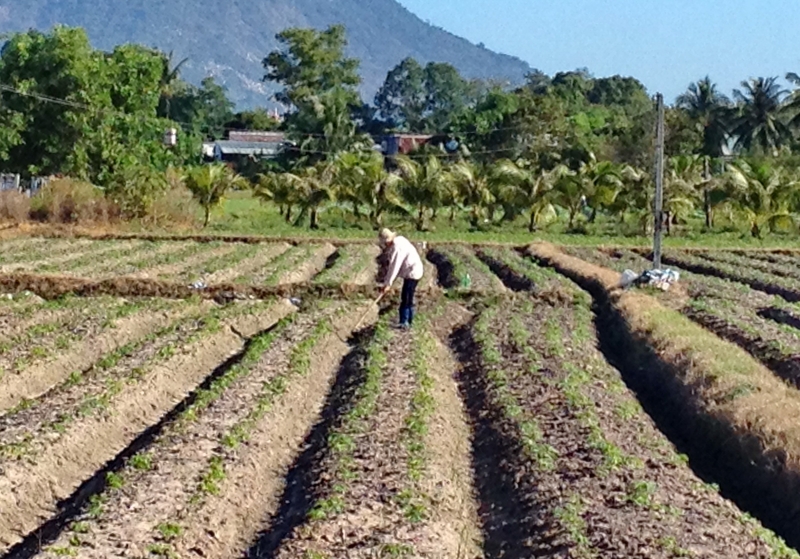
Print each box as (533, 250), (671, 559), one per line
(396, 307), (410, 329)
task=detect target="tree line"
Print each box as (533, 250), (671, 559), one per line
(3, 24), (800, 234)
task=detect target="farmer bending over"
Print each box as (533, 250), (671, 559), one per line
(379, 228), (424, 329)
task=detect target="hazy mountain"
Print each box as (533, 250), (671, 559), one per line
(0, 0), (532, 108)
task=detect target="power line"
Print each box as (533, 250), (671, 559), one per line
(0, 81), (659, 141)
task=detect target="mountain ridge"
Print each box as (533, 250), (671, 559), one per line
(0, 0), (532, 108)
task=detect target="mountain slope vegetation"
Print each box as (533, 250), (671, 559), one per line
(0, 0), (531, 107)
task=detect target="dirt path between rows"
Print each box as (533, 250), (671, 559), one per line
(272, 324), (417, 558)
(128, 244), (237, 281)
(33, 304), (333, 559)
(0, 304), (188, 414)
(0, 300), (295, 553)
(274, 243), (337, 285)
(203, 243), (291, 284)
(417, 304), (484, 558)
(173, 302), (377, 559)
(0, 240), (97, 273)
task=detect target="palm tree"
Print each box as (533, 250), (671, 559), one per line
(254, 171), (301, 223)
(395, 155), (448, 231)
(676, 77), (731, 158)
(157, 51), (189, 119)
(185, 164), (247, 227)
(575, 155), (624, 223)
(494, 159), (562, 232)
(724, 160), (797, 237)
(449, 161), (496, 229)
(334, 151), (403, 227)
(293, 162), (337, 229)
(730, 77), (791, 153)
(610, 165), (653, 235)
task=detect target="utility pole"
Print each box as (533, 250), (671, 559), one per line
(653, 93), (665, 270)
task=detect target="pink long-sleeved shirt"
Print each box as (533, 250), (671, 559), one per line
(382, 236), (424, 287)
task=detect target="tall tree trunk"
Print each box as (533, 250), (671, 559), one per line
(310, 207), (319, 230)
(285, 205), (293, 223)
(449, 206), (456, 223)
(416, 206), (425, 231)
(528, 212), (537, 233)
(203, 206), (210, 228)
(431, 207), (438, 222)
(589, 206), (597, 223)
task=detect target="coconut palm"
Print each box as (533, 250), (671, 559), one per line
(334, 151), (403, 227)
(293, 162), (337, 229)
(573, 155), (624, 223)
(449, 161), (496, 229)
(730, 78), (791, 153)
(494, 159), (562, 232)
(676, 77), (731, 158)
(395, 155), (448, 231)
(185, 164), (248, 227)
(157, 51), (190, 119)
(254, 171), (301, 223)
(724, 160), (798, 237)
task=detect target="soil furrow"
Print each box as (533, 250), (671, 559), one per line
(64, 242), (177, 278)
(0, 240), (98, 273)
(271, 243), (337, 285)
(410, 304), (484, 558)
(31, 306), (341, 559)
(0, 300), (295, 553)
(0, 302), (186, 414)
(171, 302), (377, 559)
(0, 303), (212, 460)
(131, 244), (237, 281)
(269, 315), (423, 558)
(203, 243), (291, 285)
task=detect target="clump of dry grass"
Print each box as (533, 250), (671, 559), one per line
(0, 191), (31, 223)
(30, 178), (119, 224)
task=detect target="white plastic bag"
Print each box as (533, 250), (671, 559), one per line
(619, 269), (638, 288)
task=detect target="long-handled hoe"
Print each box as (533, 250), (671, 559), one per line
(335, 291), (386, 343)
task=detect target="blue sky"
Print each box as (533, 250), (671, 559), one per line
(397, 0), (798, 102)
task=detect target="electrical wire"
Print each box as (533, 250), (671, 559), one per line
(0, 80), (658, 155)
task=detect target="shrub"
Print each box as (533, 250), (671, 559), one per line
(0, 191), (31, 222)
(30, 178), (119, 224)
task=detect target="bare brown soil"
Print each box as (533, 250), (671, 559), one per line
(0, 302), (187, 413)
(203, 243), (291, 284)
(272, 321), (419, 558)
(0, 303), (212, 460)
(128, 243), (236, 280)
(460, 292), (778, 557)
(274, 243), (337, 285)
(0, 301), (294, 553)
(173, 302), (377, 559)
(36, 304), (339, 559)
(529, 241), (800, 548)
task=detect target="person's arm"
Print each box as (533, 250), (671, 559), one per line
(382, 245), (403, 290)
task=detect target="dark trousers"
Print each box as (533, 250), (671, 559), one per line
(399, 278), (419, 324)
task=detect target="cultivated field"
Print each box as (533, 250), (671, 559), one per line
(0, 233), (799, 558)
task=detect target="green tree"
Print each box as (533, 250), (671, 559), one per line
(423, 62), (472, 132)
(226, 108), (281, 131)
(263, 25), (366, 161)
(730, 77), (791, 154)
(676, 77), (731, 157)
(494, 159), (561, 232)
(374, 57), (426, 131)
(724, 160), (798, 237)
(185, 164), (247, 227)
(449, 161), (496, 229)
(156, 50), (189, 119)
(395, 155), (448, 231)
(334, 151), (402, 227)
